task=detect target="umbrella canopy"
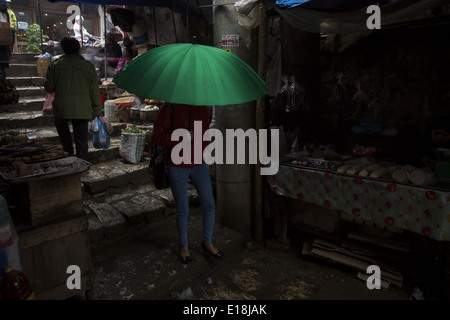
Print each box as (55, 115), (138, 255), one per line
(112, 43), (268, 106)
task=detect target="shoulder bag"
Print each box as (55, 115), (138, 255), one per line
(148, 103), (172, 189)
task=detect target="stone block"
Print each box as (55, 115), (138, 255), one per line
(88, 202), (126, 235)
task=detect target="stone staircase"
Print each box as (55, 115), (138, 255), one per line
(3, 53), (198, 245)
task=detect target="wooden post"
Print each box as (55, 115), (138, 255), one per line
(153, 7), (158, 45)
(37, 0), (43, 54)
(254, 1), (267, 243)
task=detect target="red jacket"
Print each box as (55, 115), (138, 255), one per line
(151, 102), (211, 168)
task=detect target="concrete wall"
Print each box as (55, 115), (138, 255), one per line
(133, 7), (212, 46)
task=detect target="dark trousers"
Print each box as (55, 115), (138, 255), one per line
(54, 118), (89, 161)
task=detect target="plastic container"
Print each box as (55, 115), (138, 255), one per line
(140, 109), (158, 122)
(104, 100), (117, 122)
(0, 195), (23, 276)
(1, 266), (34, 300)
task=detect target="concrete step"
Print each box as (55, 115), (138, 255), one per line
(2, 124), (131, 148)
(83, 179), (199, 245)
(10, 53), (37, 64)
(0, 96), (45, 113)
(7, 76), (45, 87)
(16, 86), (46, 99)
(8, 63), (38, 77)
(0, 110), (55, 128)
(87, 136), (122, 165)
(81, 158), (151, 195)
(0, 110), (133, 131)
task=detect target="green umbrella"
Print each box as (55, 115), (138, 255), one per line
(112, 42), (268, 106)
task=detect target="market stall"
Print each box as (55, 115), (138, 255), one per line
(0, 136), (94, 300)
(266, 150), (450, 297)
(268, 156), (450, 242)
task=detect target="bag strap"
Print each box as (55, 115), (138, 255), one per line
(170, 103), (173, 133)
(165, 103), (173, 162)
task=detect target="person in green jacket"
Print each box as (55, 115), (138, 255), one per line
(44, 37), (103, 161)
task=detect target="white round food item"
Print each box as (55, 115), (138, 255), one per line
(337, 164), (352, 173)
(365, 163), (380, 172)
(369, 168), (388, 179)
(358, 169), (370, 177)
(409, 169), (430, 185)
(358, 163), (380, 176)
(392, 167), (409, 183)
(346, 164), (366, 175)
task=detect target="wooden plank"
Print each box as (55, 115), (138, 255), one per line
(348, 232), (411, 253)
(34, 274), (92, 300)
(311, 247), (403, 287)
(357, 272), (390, 289)
(312, 238), (377, 264)
(274, 195), (290, 244)
(18, 215), (87, 249)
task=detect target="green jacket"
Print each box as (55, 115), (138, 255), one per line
(44, 54), (103, 120)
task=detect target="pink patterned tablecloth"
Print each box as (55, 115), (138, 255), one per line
(267, 165), (450, 241)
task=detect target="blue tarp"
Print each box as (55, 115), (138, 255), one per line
(269, 0), (395, 10)
(268, 0), (445, 34)
(49, 0), (169, 5)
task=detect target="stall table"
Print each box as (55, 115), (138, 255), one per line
(267, 162), (450, 298)
(1, 157), (94, 300)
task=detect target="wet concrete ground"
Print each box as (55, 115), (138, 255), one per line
(87, 205), (413, 302)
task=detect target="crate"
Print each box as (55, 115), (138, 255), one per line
(17, 172), (83, 226)
(36, 57), (51, 77)
(19, 215), (94, 300)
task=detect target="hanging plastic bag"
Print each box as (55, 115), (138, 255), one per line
(91, 116), (111, 149)
(41, 93), (54, 117)
(333, 72), (347, 110)
(286, 76), (308, 112)
(352, 81), (373, 118)
(269, 76), (289, 125)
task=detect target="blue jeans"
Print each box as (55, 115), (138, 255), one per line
(168, 163), (215, 248)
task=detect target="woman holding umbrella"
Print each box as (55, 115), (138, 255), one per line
(112, 40), (268, 264)
(152, 103), (223, 264)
